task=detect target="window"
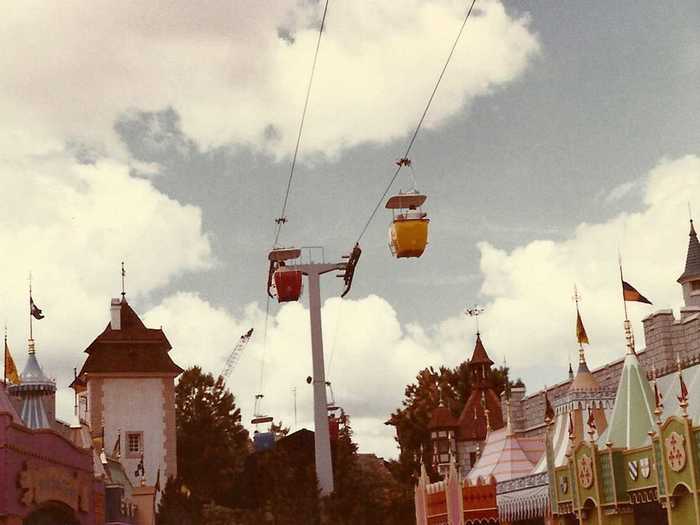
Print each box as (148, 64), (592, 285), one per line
(126, 432), (143, 457)
(691, 280), (700, 291)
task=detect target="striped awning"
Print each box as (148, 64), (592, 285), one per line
(497, 484), (549, 522)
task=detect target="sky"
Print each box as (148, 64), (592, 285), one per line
(1, 0), (699, 459)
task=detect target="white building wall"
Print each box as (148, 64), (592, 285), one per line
(102, 378), (166, 487)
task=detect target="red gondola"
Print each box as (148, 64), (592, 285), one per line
(273, 267), (303, 302)
(267, 248), (303, 303)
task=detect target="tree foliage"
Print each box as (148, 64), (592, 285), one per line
(175, 367), (250, 506)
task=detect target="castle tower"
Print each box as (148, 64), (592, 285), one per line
(678, 218), (700, 318)
(427, 396), (458, 478)
(565, 350), (608, 446)
(74, 296), (183, 487)
(8, 338), (56, 429)
(455, 333), (504, 473)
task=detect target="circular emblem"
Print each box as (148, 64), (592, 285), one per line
(559, 475), (569, 494)
(665, 431), (687, 472)
(578, 455), (594, 489)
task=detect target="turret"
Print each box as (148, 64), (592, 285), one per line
(678, 218), (700, 317)
(7, 338), (56, 429)
(428, 398), (458, 478)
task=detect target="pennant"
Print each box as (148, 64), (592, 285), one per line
(576, 310), (589, 345)
(621, 281), (652, 304)
(587, 408), (596, 430)
(112, 431), (121, 459)
(568, 412), (575, 438)
(543, 390), (554, 423)
(678, 372), (688, 404)
(4, 340), (20, 385)
(30, 298), (44, 320)
(134, 453), (145, 478)
(654, 380), (663, 410)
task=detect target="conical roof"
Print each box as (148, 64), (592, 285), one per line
(21, 351), (52, 385)
(598, 352), (655, 449)
(678, 219), (700, 283)
(569, 357), (599, 392)
(469, 333), (494, 367)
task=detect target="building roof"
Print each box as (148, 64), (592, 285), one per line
(466, 427), (544, 483)
(78, 298), (182, 377)
(0, 383), (22, 424)
(598, 352), (655, 449)
(428, 403), (458, 430)
(678, 219), (700, 283)
(470, 333), (494, 367)
(568, 357), (599, 392)
(458, 388), (504, 441)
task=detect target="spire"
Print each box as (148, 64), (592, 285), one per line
(573, 285), (590, 367)
(598, 351), (655, 449)
(568, 362), (574, 381)
(121, 261), (126, 299)
(678, 218), (700, 283)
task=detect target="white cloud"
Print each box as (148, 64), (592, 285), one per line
(142, 293), (453, 459)
(0, 0), (539, 158)
(0, 153), (212, 403)
(476, 155), (700, 388)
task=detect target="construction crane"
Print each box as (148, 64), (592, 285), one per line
(220, 328), (254, 380)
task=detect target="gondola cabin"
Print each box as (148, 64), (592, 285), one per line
(253, 431), (276, 452)
(385, 193), (429, 258)
(268, 248), (303, 302)
(274, 267), (303, 302)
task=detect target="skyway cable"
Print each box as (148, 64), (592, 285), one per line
(355, 0), (478, 244)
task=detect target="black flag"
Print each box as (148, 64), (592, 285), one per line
(30, 298), (44, 320)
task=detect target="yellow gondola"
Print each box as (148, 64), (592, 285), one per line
(385, 192), (429, 258)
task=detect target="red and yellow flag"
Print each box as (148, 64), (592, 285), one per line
(576, 310), (589, 345)
(622, 280), (652, 304)
(4, 339), (20, 385)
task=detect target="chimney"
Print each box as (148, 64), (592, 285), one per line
(110, 298), (122, 330)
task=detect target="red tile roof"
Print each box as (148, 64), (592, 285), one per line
(457, 388), (504, 442)
(428, 404), (458, 430)
(78, 299), (183, 377)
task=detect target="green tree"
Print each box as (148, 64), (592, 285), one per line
(156, 477), (202, 525)
(175, 366), (250, 506)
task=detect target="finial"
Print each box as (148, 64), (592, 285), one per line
(465, 305), (485, 335)
(121, 261), (126, 298)
(676, 353), (689, 416)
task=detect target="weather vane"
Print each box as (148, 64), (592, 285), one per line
(465, 304), (485, 334)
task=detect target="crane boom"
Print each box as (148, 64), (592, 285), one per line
(220, 328), (254, 379)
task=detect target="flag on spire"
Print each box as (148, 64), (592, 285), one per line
(30, 297), (44, 320)
(621, 281), (652, 304)
(587, 407), (597, 431)
(654, 379), (663, 411)
(678, 367), (689, 404)
(4, 337), (20, 385)
(576, 310), (589, 345)
(112, 431), (121, 459)
(568, 411), (575, 439)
